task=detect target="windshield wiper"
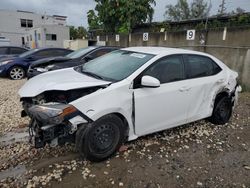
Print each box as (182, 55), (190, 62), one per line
(81, 70), (105, 80)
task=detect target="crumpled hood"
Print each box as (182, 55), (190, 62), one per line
(19, 68), (111, 97)
(30, 56), (72, 68)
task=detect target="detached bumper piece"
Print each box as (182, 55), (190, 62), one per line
(27, 103), (90, 148)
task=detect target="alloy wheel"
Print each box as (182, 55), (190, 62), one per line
(10, 67), (24, 80)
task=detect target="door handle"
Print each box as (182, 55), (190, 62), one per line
(179, 86), (191, 92)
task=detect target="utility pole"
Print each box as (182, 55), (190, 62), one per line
(203, 0), (212, 52)
(218, 0), (226, 15)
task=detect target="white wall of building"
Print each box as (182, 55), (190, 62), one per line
(0, 10), (68, 47)
(24, 25), (69, 48)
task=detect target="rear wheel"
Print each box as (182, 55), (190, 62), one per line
(78, 115), (125, 162)
(9, 66), (25, 80)
(209, 95), (232, 125)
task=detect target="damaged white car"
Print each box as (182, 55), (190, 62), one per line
(19, 47), (241, 161)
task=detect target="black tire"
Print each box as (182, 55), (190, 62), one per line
(9, 66), (25, 80)
(78, 115), (125, 162)
(209, 95), (232, 125)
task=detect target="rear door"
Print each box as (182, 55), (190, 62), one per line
(183, 54), (224, 122)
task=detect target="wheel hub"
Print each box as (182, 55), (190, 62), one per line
(91, 124), (115, 152)
(10, 68), (24, 79)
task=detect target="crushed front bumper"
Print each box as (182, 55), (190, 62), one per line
(25, 103), (92, 148)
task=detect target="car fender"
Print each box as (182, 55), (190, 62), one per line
(70, 82), (137, 140)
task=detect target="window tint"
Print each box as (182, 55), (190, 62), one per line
(143, 55), (184, 84)
(35, 50), (58, 57)
(0, 47), (8, 55)
(52, 49), (70, 56)
(185, 55), (221, 79)
(10, 47), (26, 54)
(89, 48), (114, 58)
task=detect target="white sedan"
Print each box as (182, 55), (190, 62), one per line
(19, 47), (241, 161)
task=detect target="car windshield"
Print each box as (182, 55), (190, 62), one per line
(66, 47), (96, 59)
(81, 50), (155, 81)
(19, 49), (39, 58)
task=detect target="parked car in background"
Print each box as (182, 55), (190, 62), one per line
(27, 46), (119, 79)
(19, 47), (241, 161)
(0, 46), (28, 60)
(0, 36), (10, 46)
(0, 48), (73, 80)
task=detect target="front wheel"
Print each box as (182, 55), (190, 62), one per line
(9, 66), (25, 80)
(78, 115), (125, 162)
(209, 96), (232, 125)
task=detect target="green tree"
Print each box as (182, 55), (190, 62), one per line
(69, 26), (88, 40)
(69, 26), (78, 40)
(165, 0), (190, 21)
(87, 10), (101, 30)
(230, 7), (246, 15)
(191, 0), (211, 18)
(165, 0), (210, 21)
(88, 0), (156, 34)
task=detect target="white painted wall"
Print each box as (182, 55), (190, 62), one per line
(64, 39), (89, 50)
(0, 10), (67, 47)
(24, 25), (70, 48)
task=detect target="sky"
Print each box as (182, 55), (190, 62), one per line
(0, 0), (250, 28)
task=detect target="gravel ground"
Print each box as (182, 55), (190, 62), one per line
(0, 78), (249, 188)
(0, 78), (29, 134)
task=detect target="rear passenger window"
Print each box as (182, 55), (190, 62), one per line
(0, 47), (8, 54)
(35, 50), (58, 57)
(52, 50), (70, 56)
(185, 55), (221, 79)
(10, 47), (26, 54)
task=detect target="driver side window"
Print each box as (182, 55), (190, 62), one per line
(144, 55), (184, 84)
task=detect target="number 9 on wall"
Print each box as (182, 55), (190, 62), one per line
(186, 30), (195, 40)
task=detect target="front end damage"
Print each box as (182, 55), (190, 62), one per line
(20, 87), (102, 149)
(26, 103), (90, 148)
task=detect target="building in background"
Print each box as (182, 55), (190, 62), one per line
(0, 10), (69, 48)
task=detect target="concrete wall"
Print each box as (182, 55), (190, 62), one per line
(98, 27), (250, 90)
(64, 39), (88, 50)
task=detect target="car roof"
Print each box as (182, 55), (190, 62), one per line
(36, 47), (72, 51)
(93, 46), (120, 49)
(122, 47), (207, 56)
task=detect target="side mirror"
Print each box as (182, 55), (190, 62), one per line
(141, 76), (160, 88)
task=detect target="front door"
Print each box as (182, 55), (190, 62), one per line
(133, 55), (191, 136)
